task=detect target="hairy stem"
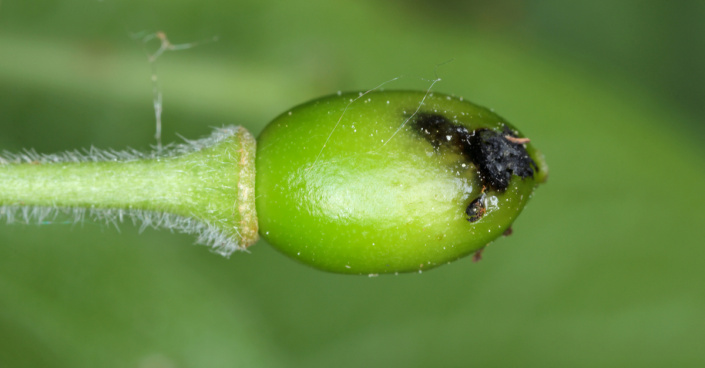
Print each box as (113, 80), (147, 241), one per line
(0, 126), (258, 255)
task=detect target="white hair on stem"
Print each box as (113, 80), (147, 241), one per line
(0, 205), (242, 256)
(0, 126), (247, 257)
(0, 126), (238, 164)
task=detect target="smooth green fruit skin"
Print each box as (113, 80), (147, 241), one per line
(256, 91), (545, 274)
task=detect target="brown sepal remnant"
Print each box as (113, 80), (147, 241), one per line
(503, 227), (513, 237)
(472, 248), (485, 262)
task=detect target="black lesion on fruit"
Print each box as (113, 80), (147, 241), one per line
(465, 193), (486, 222)
(467, 127), (537, 192)
(414, 113), (472, 151)
(412, 113), (537, 192)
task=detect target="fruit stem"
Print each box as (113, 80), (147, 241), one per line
(0, 126), (258, 255)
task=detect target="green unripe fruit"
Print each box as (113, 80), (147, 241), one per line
(256, 91), (547, 274)
(0, 90), (546, 275)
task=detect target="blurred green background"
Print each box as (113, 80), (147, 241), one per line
(1, 1), (704, 367)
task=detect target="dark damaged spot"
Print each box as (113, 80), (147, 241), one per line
(465, 193), (486, 222)
(414, 113), (472, 151)
(467, 127), (537, 191)
(412, 113), (537, 192)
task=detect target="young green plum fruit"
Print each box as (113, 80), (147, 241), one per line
(0, 90), (546, 275)
(256, 91), (547, 274)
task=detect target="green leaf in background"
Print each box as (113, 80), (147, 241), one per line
(1, 1), (704, 367)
